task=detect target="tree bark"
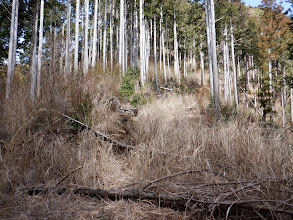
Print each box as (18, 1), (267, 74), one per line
(174, 11), (180, 83)
(30, 1), (39, 107)
(230, 22), (238, 106)
(74, 0), (80, 73)
(154, 15), (158, 91)
(5, 0), (19, 99)
(37, 0), (44, 98)
(103, 0), (108, 71)
(83, 0), (89, 75)
(65, 0), (71, 78)
(139, 0), (145, 87)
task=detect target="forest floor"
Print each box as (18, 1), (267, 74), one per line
(0, 67), (293, 219)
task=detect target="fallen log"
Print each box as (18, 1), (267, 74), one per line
(73, 188), (293, 216)
(57, 112), (137, 150)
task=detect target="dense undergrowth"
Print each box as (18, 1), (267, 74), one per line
(0, 67), (292, 219)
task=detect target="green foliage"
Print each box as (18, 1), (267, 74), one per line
(119, 67), (138, 98)
(220, 103), (238, 121)
(131, 93), (147, 107)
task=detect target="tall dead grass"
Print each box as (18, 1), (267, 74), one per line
(0, 66), (292, 219)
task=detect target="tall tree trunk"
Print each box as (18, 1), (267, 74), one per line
(162, 26), (167, 84)
(74, 0), (80, 73)
(200, 42), (205, 86)
(159, 5), (162, 73)
(133, 0), (138, 68)
(65, 0), (71, 78)
(30, 2), (39, 107)
(103, 0), (108, 70)
(205, 0), (213, 96)
(291, 88), (293, 123)
(154, 15), (158, 91)
(60, 23), (65, 74)
(139, 0), (144, 87)
(110, 0), (113, 69)
(92, 0), (98, 67)
(119, 0), (124, 73)
(37, 0), (44, 98)
(173, 11), (180, 83)
(209, 0), (220, 116)
(282, 67), (286, 126)
(6, 0), (19, 99)
(230, 21), (238, 106)
(83, 0), (89, 75)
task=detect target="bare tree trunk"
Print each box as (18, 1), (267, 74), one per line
(205, 0), (213, 96)
(209, 0), (220, 116)
(60, 23), (65, 74)
(173, 11), (180, 83)
(30, 2), (39, 107)
(282, 67), (286, 126)
(133, 0), (138, 68)
(154, 15), (158, 91)
(291, 88), (293, 123)
(6, 0), (19, 99)
(37, 0), (44, 98)
(139, 0), (145, 87)
(103, 0), (108, 71)
(119, 0), (124, 73)
(92, 0), (98, 68)
(230, 21), (238, 106)
(110, 0), (113, 69)
(83, 0), (89, 75)
(200, 42), (205, 86)
(159, 4), (162, 73)
(162, 26), (167, 84)
(65, 0), (71, 78)
(74, 0), (80, 73)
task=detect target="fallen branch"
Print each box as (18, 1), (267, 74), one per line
(160, 87), (173, 91)
(57, 112), (137, 150)
(73, 188), (293, 216)
(55, 166), (83, 186)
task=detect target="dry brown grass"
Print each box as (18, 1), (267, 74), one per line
(0, 66), (292, 219)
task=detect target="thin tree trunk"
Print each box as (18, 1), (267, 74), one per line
(205, 0), (213, 96)
(230, 21), (238, 106)
(110, 0), (113, 69)
(74, 0), (80, 73)
(210, 0), (220, 116)
(92, 0), (98, 67)
(154, 15), (158, 91)
(173, 11), (180, 83)
(133, 0), (138, 68)
(103, 0), (108, 70)
(200, 42), (205, 86)
(162, 27), (167, 84)
(119, 0), (124, 72)
(139, 0), (144, 87)
(6, 0), (19, 99)
(37, 0), (44, 98)
(83, 0), (89, 75)
(30, 2), (39, 107)
(60, 23), (65, 74)
(65, 0), (71, 78)
(291, 88), (293, 123)
(159, 5), (162, 73)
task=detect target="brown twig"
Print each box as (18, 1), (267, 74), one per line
(55, 166), (83, 186)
